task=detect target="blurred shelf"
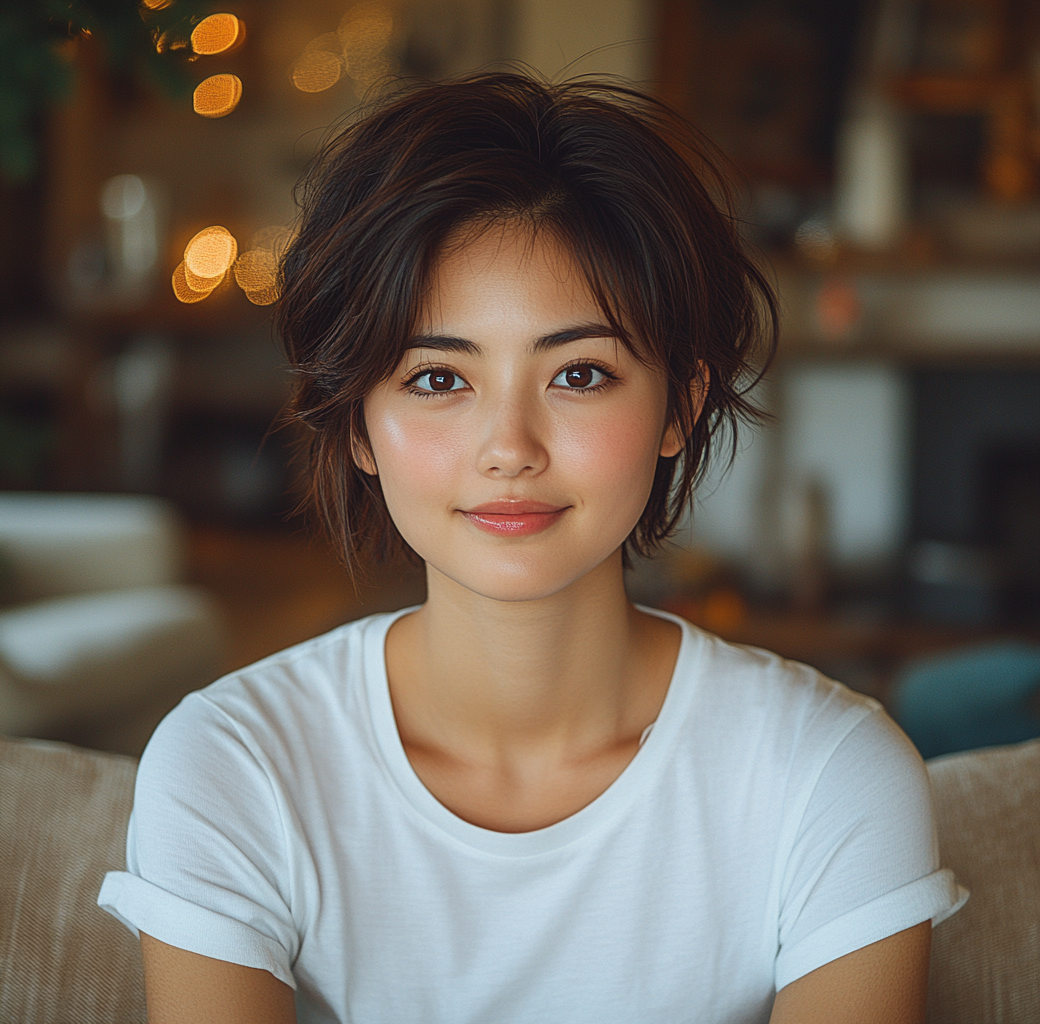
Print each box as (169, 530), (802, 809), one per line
(767, 260), (1040, 361)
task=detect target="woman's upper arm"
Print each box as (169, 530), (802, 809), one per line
(141, 933), (297, 1024)
(769, 921), (931, 1024)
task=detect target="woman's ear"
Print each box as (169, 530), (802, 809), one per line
(660, 363), (709, 458)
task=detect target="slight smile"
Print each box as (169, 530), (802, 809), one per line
(460, 501), (570, 536)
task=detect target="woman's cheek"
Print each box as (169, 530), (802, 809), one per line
(554, 405), (663, 498)
(370, 406), (468, 497)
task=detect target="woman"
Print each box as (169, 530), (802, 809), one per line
(99, 73), (964, 1023)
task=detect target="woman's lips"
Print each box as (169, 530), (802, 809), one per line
(460, 501), (568, 536)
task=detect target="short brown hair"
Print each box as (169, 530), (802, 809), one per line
(278, 72), (777, 571)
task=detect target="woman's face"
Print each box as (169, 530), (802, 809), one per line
(361, 222), (682, 603)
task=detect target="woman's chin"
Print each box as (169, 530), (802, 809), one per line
(422, 548), (624, 606)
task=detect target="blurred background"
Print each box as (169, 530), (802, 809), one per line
(1, 0), (1038, 758)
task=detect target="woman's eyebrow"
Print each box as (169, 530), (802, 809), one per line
(406, 323), (619, 355)
(532, 324), (618, 352)
(406, 334), (482, 355)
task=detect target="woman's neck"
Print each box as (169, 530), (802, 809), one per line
(385, 548), (680, 773)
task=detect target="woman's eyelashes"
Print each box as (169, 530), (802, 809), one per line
(550, 362), (618, 393)
(401, 360), (619, 398)
(404, 368), (468, 395)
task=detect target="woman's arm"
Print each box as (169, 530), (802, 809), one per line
(141, 933), (297, 1024)
(769, 922), (931, 1024)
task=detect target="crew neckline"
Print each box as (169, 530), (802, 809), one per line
(362, 605), (705, 858)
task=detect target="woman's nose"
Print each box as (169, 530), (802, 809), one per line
(475, 394), (549, 478)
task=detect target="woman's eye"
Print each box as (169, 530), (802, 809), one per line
(552, 364), (608, 389)
(412, 370), (466, 393)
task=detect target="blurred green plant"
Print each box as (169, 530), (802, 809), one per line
(0, 410), (55, 485)
(0, 1), (212, 183)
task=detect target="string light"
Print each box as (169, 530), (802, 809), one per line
(193, 73), (242, 118)
(173, 226), (238, 303)
(184, 225), (238, 279)
(250, 225), (294, 260)
(291, 3), (394, 93)
(233, 249), (279, 305)
(339, 3), (393, 86)
(172, 261), (218, 303)
(231, 225), (294, 305)
(291, 49), (343, 93)
(191, 13), (246, 56)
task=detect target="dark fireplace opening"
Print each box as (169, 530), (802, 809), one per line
(909, 368), (1040, 626)
(979, 444), (1040, 623)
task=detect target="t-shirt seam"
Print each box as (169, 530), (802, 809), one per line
(191, 691), (300, 964)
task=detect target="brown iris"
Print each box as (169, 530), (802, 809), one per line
(428, 372), (456, 391)
(565, 366), (594, 387)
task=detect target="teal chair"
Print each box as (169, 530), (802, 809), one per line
(892, 642), (1040, 759)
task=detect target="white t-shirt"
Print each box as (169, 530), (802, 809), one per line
(98, 608), (966, 1024)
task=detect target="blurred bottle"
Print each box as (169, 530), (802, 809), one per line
(112, 335), (175, 492)
(833, 0), (915, 249)
(834, 92), (909, 248)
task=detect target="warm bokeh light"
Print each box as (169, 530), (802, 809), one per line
(250, 225), (295, 259)
(184, 226), (238, 281)
(141, 0), (173, 10)
(291, 4), (394, 94)
(172, 261), (220, 303)
(233, 249), (276, 291)
(233, 250), (279, 305)
(183, 262), (220, 292)
(338, 3), (393, 50)
(191, 14), (246, 56)
(338, 3), (393, 86)
(291, 49), (343, 93)
(193, 74), (243, 118)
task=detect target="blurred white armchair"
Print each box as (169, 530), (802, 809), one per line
(0, 493), (224, 754)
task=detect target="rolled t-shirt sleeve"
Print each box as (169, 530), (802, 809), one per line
(97, 693), (298, 988)
(775, 708), (968, 991)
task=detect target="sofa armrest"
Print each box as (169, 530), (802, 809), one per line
(926, 738), (1040, 1023)
(0, 736), (146, 1023)
(0, 493), (185, 602)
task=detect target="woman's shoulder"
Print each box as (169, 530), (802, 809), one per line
(143, 607), (409, 769)
(665, 612), (895, 769)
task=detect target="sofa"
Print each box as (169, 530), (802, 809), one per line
(0, 493), (224, 754)
(1, 733), (1037, 1023)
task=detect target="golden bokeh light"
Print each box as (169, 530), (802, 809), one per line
(172, 261), (221, 303)
(184, 262), (222, 292)
(250, 225), (295, 260)
(233, 248), (276, 291)
(184, 225), (238, 280)
(306, 32), (343, 54)
(291, 49), (343, 93)
(338, 3), (393, 86)
(191, 13), (246, 56)
(142, 0), (173, 10)
(233, 249), (280, 305)
(338, 3), (393, 50)
(193, 74), (243, 118)
(291, 4), (394, 94)
(243, 283), (280, 306)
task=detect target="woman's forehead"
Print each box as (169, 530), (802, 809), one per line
(420, 222), (605, 331)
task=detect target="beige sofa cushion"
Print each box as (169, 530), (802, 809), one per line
(0, 736), (145, 1023)
(926, 737), (1040, 1024)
